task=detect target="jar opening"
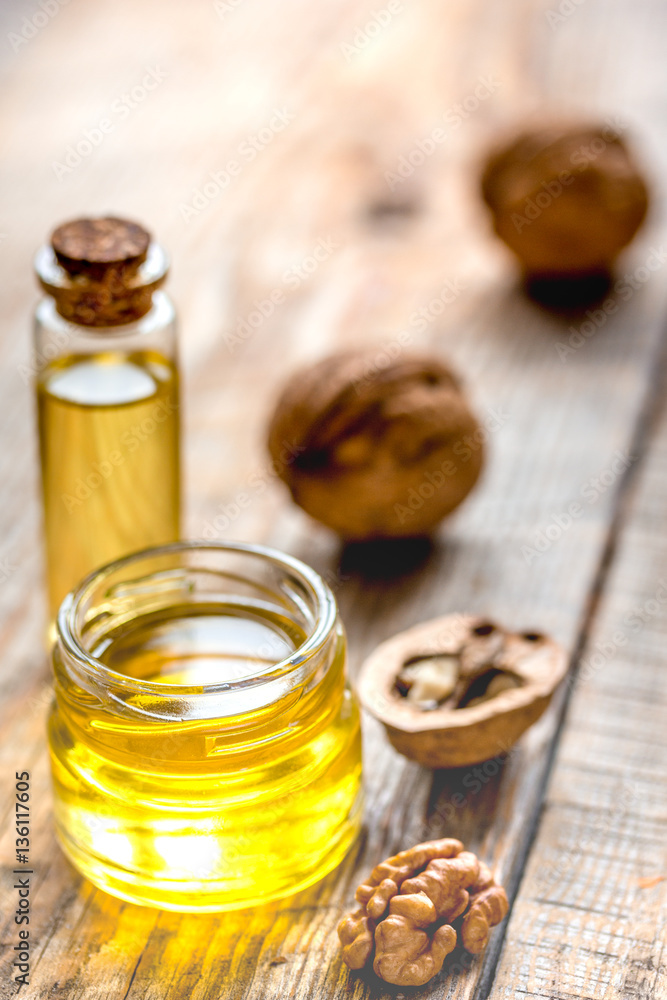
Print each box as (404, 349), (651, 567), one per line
(56, 541), (337, 706)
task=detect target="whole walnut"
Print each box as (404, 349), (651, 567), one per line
(266, 349), (484, 540)
(481, 123), (649, 278)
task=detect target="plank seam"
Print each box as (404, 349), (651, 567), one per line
(474, 319), (667, 1000)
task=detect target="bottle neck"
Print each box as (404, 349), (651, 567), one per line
(34, 241), (169, 328)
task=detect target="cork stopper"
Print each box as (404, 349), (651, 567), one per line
(35, 215), (168, 328)
(51, 217), (150, 278)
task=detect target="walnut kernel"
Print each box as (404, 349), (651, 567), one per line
(338, 839), (508, 986)
(400, 655), (460, 705)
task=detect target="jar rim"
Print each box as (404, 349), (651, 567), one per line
(56, 540), (338, 698)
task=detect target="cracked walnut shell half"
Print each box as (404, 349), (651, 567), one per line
(481, 123), (649, 278)
(358, 614), (568, 767)
(266, 349), (484, 540)
(338, 838), (508, 986)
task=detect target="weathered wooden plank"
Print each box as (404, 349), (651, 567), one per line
(1, 0), (667, 997)
(488, 359), (667, 1000)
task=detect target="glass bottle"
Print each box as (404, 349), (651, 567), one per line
(33, 216), (180, 623)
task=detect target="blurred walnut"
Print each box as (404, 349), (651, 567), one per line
(266, 349), (484, 540)
(338, 838), (508, 986)
(481, 123), (649, 278)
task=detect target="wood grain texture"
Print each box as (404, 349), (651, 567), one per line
(0, 0), (666, 997)
(489, 345), (667, 1000)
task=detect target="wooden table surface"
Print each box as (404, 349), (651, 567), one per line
(1, 0), (666, 997)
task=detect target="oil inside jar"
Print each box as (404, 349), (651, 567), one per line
(49, 601), (362, 911)
(37, 349), (180, 619)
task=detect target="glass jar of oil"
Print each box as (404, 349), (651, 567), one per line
(34, 217), (180, 623)
(49, 541), (363, 911)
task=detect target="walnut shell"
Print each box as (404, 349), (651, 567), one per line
(267, 349), (484, 539)
(358, 615), (568, 767)
(481, 123), (649, 278)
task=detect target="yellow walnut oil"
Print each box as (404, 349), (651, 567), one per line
(37, 349), (180, 619)
(49, 600), (363, 910)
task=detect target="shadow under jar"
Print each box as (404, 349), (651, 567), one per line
(48, 542), (363, 911)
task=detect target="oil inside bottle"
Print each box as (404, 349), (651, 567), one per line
(49, 602), (362, 911)
(37, 349), (179, 619)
